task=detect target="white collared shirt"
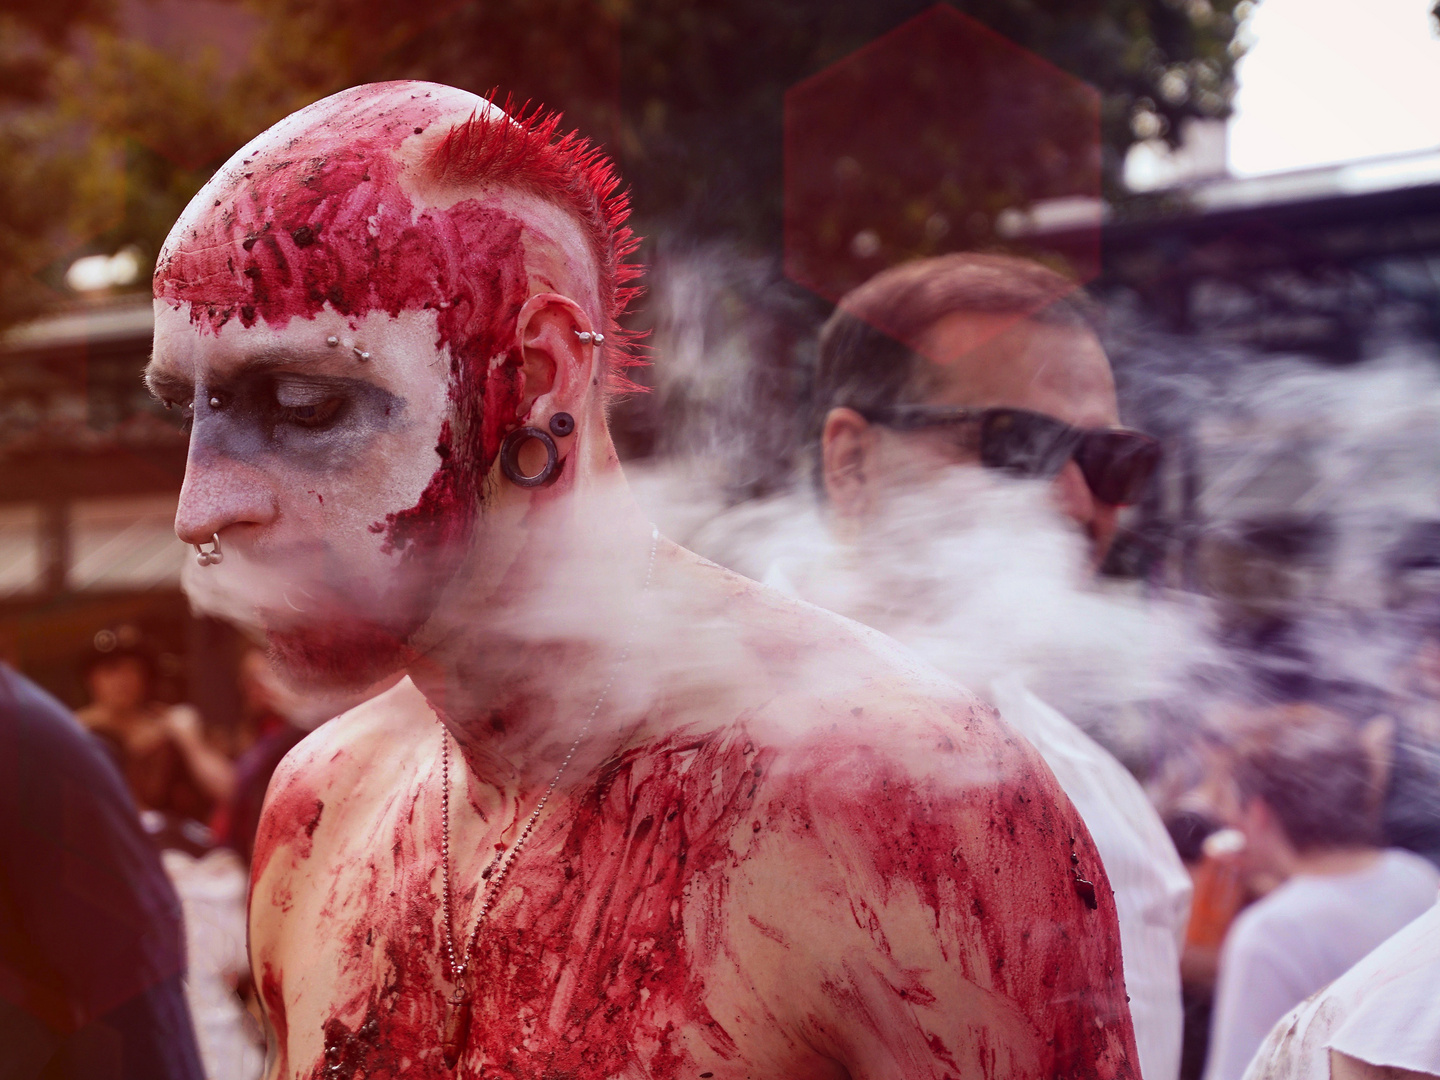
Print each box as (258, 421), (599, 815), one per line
(990, 674), (1192, 1080)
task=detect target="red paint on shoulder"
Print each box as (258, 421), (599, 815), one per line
(780, 732), (1137, 1078)
(252, 778), (324, 887)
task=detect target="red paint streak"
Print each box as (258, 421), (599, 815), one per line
(266, 619), (419, 698)
(793, 732), (1135, 1074)
(261, 963), (290, 1079)
(251, 776), (323, 888)
(268, 720), (1135, 1078)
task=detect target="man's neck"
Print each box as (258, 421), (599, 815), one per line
(1285, 846), (1383, 879)
(406, 482), (658, 789)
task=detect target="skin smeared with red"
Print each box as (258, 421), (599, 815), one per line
(251, 624), (1136, 1080)
(152, 86), (555, 557)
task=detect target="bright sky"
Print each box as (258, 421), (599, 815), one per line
(1228, 0), (1440, 176)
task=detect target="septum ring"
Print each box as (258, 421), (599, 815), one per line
(194, 533), (223, 566)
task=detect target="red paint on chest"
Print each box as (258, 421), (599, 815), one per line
(291, 728), (763, 1079)
(272, 722), (1135, 1079)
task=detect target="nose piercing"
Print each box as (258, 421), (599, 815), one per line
(574, 330), (605, 345)
(194, 533), (223, 566)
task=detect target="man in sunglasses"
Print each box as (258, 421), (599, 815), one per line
(793, 253), (1191, 1080)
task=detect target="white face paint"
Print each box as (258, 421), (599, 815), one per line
(150, 303), (460, 689)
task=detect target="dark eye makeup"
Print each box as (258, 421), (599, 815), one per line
(146, 359), (405, 474)
(269, 376), (349, 430)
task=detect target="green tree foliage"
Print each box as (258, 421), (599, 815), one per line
(0, 0), (116, 326)
(0, 0), (1246, 329)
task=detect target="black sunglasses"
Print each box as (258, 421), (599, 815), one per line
(857, 405), (1162, 507)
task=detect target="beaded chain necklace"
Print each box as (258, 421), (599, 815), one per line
(435, 526), (660, 1069)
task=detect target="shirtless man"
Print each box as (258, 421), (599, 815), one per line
(147, 81), (1138, 1079)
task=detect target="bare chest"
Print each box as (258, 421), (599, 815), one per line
(261, 731), (801, 1080)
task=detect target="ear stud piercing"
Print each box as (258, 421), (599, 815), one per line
(574, 330), (605, 345)
(194, 533), (223, 566)
(549, 412), (575, 437)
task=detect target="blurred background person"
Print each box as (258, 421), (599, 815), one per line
(76, 627), (260, 1079)
(211, 645), (309, 865)
(77, 627), (235, 834)
(1245, 894), (1440, 1080)
(157, 844), (259, 1080)
(1164, 808), (1247, 1080)
(0, 661), (204, 1080)
(772, 252), (1191, 1080)
(1203, 698), (1439, 1080)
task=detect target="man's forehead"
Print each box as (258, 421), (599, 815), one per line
(917, 311), (1118, 425)
(147, 303), (446, 385)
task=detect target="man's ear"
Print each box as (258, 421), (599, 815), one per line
(514, 293), (597, 421)
(822, 407), (877, 523)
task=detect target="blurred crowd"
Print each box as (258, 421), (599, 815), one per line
(7, 250), (1440, 1080)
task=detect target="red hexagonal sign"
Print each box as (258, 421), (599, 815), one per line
(784, 4), (1101, 351)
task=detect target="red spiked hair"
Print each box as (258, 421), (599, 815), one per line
(427, 98), (645, 394)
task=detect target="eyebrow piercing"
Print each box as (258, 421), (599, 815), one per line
(194, 533), (223, 566)
(208, 395), (223, 409)
(324, 333), (368, 359)
(574, 330), (605, 345)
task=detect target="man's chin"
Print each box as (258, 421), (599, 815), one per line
(265, 619), (414, 694)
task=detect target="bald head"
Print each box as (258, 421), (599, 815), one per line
(148, 82), (640, 689)
(157, 81), (627, 362)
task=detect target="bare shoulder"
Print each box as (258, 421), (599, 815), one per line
(252, 676), (433, 886)
(667, 544), (974, 712)
(658, 554), (1135, 1073)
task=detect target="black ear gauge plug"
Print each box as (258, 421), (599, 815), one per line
(549, 412), (575, 438)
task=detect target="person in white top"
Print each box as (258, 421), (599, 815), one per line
(1243, 898), (1440, 1080)
(786, 253), (1191, 1080)
(1203, 702), (1440, 1080)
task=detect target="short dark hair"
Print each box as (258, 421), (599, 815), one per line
(1227, 703), (1381, 852)
(806, 253), (1098, 483)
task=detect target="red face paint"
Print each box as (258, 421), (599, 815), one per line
(155, 83), (528, 558)
(257, 722), (1135, 1078)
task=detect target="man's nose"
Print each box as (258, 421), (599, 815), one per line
(174, 441), (279, 546)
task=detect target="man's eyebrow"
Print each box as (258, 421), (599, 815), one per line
(143, 359), (190, 400)
(143, 345), (364, 399)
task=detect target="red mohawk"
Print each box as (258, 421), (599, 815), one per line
(428, 97), (645, 394)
